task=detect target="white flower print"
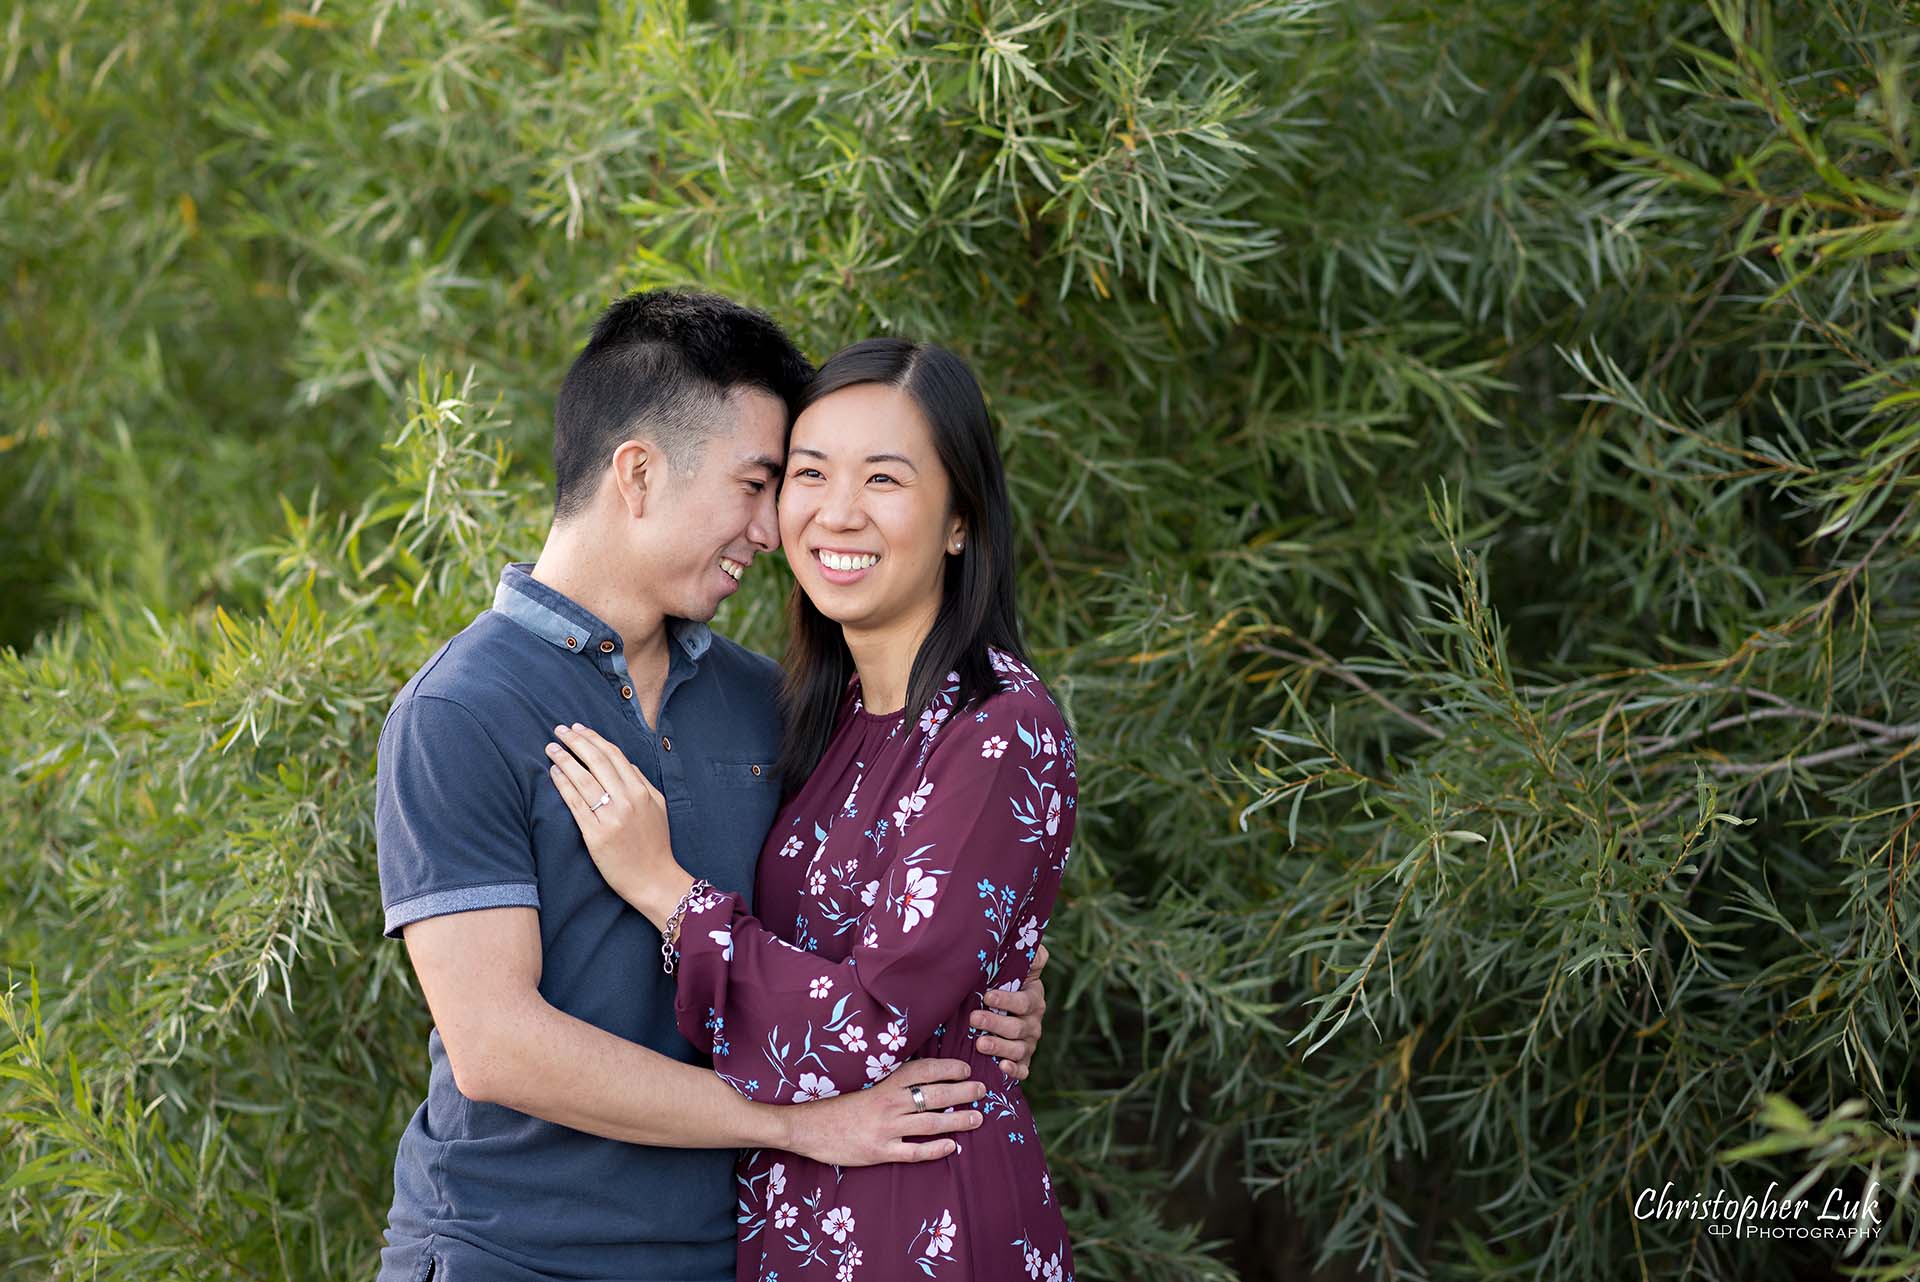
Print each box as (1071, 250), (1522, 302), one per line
(809, 976), (834, 999)
(1040, 726), (1056, 756)
(794, 1072), (838, 1102)
(1042, 1171), (1052, 1204)
(879, 1020), (906, 1052)
(773, 1202), (796, 1230)
(892, 778), (934, 831)
(767, 1162), (787, 1196)
(1044, 1250), (1063, 1282)
(1024, 1245), (1043, 1278)
(918, 704), (949, 737)
(807, 868), (827, 897)
(901, 865), (940, 932)
(779, 834), (803, 859)
(981, 734), (1007, 758)
(1045, 791), (1061, 836)
(821, 1206), (856, 1242)
(929, 1209), (956, 1254)
(862, 923), (879, 949)
(709, 928), (733, 961)
(839, 1023), (868, 1053)
(1017, 915), (1040, 951)
(859, 879), (879, 907)
(835, 1246), (864, 1280)
(864, 1051), (899, 1081)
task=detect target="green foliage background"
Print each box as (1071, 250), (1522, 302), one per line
(4, 0), (1919, 1277)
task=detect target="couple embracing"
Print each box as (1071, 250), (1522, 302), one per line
(374, 291), (1077, 1282)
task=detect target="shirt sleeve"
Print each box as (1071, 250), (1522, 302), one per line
(671, 692), (1076, 1102)
(376, 692), (540, 938)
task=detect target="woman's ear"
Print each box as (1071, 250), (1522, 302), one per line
(611, 438), (656, 519)
(946, 513), (967, 556)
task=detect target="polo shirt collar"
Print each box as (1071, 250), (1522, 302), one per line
(492, 562), (712, 662)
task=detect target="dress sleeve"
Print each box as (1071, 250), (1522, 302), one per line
(671, 693), (1076, 1103)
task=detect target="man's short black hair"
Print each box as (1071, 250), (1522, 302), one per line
(552, 289), (813, 521)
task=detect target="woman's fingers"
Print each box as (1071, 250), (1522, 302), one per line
(554, 724), (624, 793)
(559, 723), (660, 804)
(547, 756), (596, 823)
(546, 739), (608, 814)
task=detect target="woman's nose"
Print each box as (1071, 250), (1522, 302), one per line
(818, 483), (864, 529)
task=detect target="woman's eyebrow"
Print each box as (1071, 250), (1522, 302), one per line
(785, 446), (918, 471)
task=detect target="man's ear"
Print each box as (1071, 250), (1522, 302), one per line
(610, 438), (658, 519)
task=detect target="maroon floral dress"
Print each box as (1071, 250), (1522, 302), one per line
(670, 649), (1077, 1282)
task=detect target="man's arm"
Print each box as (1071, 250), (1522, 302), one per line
(404, 906), (985, 1164)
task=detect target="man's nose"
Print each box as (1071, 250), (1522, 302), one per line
(749, 486), (779, 551)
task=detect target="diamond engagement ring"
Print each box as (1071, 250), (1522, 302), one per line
(908, 1084), (927, 1113)
(590, 791), (611, 813)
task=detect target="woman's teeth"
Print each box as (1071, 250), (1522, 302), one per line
(720, 557), (745, 581)
(819, 551), (879, 572)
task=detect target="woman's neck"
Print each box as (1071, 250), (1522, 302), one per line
(843, 595), (942, 716)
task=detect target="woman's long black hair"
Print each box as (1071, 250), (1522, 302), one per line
(775, 338), (1027, 786)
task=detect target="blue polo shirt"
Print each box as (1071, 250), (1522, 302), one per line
(375, 562), (784, 1282)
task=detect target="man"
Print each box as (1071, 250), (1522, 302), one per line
(374, 291), (1050, 1281)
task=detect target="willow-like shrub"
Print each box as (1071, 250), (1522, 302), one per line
(4, 1), (1917, 1278)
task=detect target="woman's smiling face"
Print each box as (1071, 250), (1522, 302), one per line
(778, 381), (964, 637)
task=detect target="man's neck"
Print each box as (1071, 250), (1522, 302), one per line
(528, 523), (673, 670)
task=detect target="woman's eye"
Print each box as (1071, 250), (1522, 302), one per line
(869, 474), (897, 486)
(789, 467), (823, 482)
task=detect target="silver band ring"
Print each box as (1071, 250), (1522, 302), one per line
(590, 791), (611, 813)
(908, 1084), (927, 1113)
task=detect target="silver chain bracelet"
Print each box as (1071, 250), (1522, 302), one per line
(661, 878), (714, 975)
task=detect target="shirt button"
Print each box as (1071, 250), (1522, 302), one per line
(565, 636), (578, 649)
(662, 737), (673, 752)
(620, 684), (633, 700)
(751, 764), (762, 776)
(599, 640), (615, 654)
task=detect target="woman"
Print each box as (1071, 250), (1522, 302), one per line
(544, 338), (1077, 1281)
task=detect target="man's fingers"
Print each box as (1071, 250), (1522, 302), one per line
(889, 1057), (974, 1087)
(1029, 942), (1050, 983)
(905, 1079), (986, 1113)
(887, 1138), (960, 1162)
(975, 1035), (1029, 1061)
(971, 1010), (1025, 1040)
(983, 984), (1040, 1017)
(900, 1108), (985, 1138)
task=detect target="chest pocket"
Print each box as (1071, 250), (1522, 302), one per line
(712, 758), (782, 835)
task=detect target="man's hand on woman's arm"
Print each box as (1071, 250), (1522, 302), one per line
(969, 942), (1050, 1081)
(403, 905), (982, 1165)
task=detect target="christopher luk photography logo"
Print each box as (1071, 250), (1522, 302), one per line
(1632, 1179), (1886, 1242)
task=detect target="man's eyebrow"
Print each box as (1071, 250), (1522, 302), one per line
(740, 454), (782, 476)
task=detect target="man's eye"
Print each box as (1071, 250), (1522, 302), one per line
(746, 480), (767, 494)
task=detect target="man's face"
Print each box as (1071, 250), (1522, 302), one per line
(644, 386), (787, 622)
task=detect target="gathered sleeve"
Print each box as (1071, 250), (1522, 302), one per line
(671, 693), (1076, 1103)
